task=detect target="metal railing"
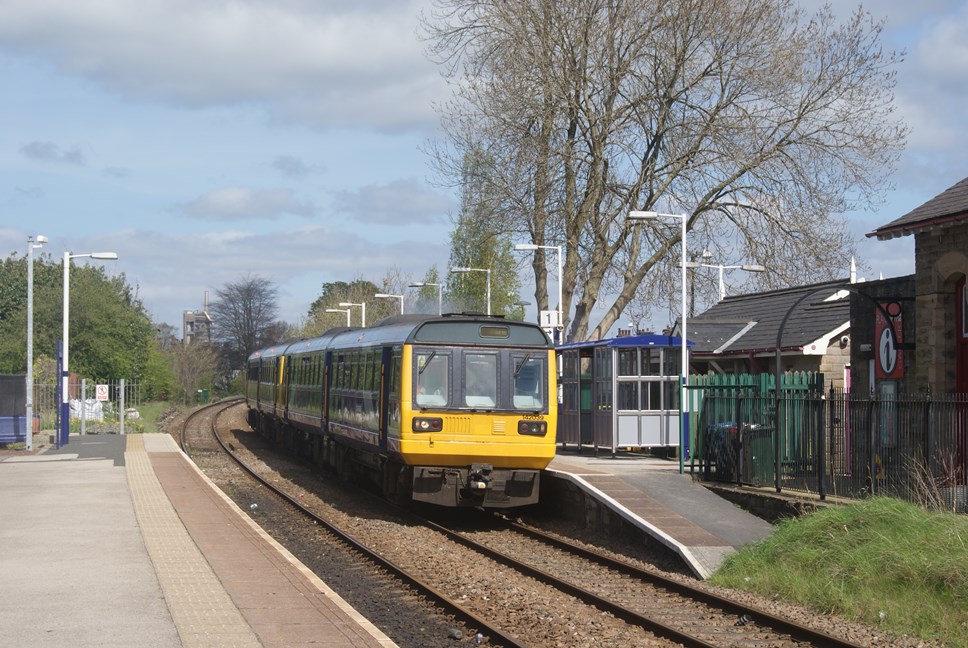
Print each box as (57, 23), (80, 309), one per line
(693, 386), (968, 512)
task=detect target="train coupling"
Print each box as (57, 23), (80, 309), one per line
(467, 464), (493, 491)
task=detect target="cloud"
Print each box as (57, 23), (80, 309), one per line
(19, 140), (85, 165)
(102, 166), (130, 178)
(272, 155), (320, 178)
(77, 223), (448, 327)
(333, 178), (452, 225)
(180, 187), (316, 220)
(0, 0), (445, 132)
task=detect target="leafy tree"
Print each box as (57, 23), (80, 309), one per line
(0, 254), (153, 379)
(411, 266), (445, 315)
(446, 148), (523, 318)
(424, 0), (907, 340)
(298, 277), (386, 337)
(209, 274), (281, 368)
(141, 339), (176, 401)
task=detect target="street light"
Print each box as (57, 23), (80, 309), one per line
(25, 235), (47, 451)
(409, 282), (442, 316)
(684, 260), (766, 301)
(338, 302), (366, 327)
(325, 308), (351, 327)
(450, 267), (491, 315)
(514, 243), (564, 341)
(374, 292), (404, 315)
(629, 210), (688, 473)
(62, 251), (118, 447)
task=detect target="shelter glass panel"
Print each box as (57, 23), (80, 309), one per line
(618, 349), (638, 376)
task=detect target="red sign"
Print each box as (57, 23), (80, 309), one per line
(874, 302), (903, 379)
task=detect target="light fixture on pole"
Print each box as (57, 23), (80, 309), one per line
(628, 210), (688, 473)
(25, 235), (47, 451)
(514, 243), (564, 341)
(325, 308), (351, 327)
(450, 267), (491, 315)
(684, 260), (766, 301)
(62, 251), (118, 447)
(408, 282), (442, 316)
(374, 292), (404, 315)
(338, 302), (366, 327)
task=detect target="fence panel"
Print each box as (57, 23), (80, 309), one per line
(695, 380), (968, 511)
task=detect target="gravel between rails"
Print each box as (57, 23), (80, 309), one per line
(173, 404), (945, 648)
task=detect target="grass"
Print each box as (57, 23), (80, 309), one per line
(134, 401), (180, 434)
(710, 497), (968, 646)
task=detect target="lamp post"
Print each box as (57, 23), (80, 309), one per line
(684, 260), (766, 301)
(408, 282), (442, 316)
(325, 308), (351, 327)
(374, 292), (404, 315)
(450, 267), (491, 315)
(25, 235), (48, 451)
(629, 210), (688, 473)
(338, 301), (366, 327)
(514, 243), (563, 341)
(62, 251), (118, 447)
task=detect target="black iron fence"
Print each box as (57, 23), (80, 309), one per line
(692, 385), (968, 513)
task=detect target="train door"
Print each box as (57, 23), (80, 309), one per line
(378, 346), (391, 453)
(321, 351), (331, 431)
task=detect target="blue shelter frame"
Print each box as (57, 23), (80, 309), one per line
(557, 334), (691, 454)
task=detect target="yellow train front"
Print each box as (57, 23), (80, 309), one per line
(246, 314), (557, 508)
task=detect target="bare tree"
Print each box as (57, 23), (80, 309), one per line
(423, 0), (907, 340)
(209, 274), (280, 367)
(169, 341), (219, 404)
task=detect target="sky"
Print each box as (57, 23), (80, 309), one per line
(2, 0), (967, 336)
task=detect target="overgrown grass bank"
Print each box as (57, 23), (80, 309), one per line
(710, 497), (968, 646)
(136, 401), (179, 434)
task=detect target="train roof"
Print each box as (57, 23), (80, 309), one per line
(247, 314), (551, 362)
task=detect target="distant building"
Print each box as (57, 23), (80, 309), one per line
(183, 292), (213, 345)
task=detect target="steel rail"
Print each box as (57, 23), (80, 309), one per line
(417, 513), (868, 648)
(180, 401), (527, 648)
(501, 518), (865, 648)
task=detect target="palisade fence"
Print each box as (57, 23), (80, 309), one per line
(690, 373), (968, 513)
(31, 378), (142, 432)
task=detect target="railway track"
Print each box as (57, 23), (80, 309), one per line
(426, 515), (868, 648)
(180, 400), (526, 647)
(181, 401), (872, 647)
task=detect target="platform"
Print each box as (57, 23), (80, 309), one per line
(545, 451), (774, 579)
(0, 434), (397, 648)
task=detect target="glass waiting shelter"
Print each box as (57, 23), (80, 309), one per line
(557, 334), (690, 454)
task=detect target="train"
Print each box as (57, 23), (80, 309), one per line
(245, 313), (558, 508)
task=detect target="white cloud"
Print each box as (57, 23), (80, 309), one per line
(180, 187), (316, 220)
(0, 0), (444, 132)
(60, 223), (448, 327)
(334, 178), (452, 225)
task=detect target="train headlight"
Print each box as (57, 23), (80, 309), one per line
(412, 417), (443, 432)
(517, 420), (547, 436)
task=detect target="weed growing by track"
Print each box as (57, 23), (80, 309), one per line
(710, 497), (968, 647)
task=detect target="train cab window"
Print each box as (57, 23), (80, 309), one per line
(512, 354), (545, 410)
(464, 353), (497, 408)
(415, 351), (449, 407)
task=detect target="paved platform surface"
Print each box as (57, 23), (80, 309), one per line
(546, 450), (774, 578)
(0, 434), (397, 648)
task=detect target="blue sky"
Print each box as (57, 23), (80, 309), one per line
(2, 1), (967, 334)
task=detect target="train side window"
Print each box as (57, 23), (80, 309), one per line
(464, 353), (497, 408)
(415, 351), (449, 407)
